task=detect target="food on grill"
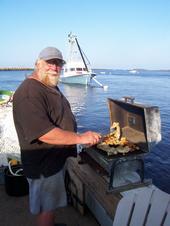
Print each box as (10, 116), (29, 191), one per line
(97, 122), (140, 156)
(100, 122), (127, 146)
(110, 122), (121, 140)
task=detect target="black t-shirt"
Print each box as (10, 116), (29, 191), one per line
(13, 78), (77, 178)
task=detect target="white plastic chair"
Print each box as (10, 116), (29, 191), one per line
(113, 185), (170, 226)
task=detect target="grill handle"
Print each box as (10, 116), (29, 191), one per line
(123, 96), (135, 104)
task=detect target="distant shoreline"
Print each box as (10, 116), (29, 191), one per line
(0, 68), (33, 71)
(0, 68), (170, 73)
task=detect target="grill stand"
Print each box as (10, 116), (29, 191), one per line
(108, 157), (152, 193)
(82, 147), (152, 193)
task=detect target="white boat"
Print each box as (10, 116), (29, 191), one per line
(129, 69), (139, 74)
(60, 33), (95, 85)
(61, 62), (92, 85)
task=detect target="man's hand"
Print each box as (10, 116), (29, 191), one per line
(79, 131), (101, 146)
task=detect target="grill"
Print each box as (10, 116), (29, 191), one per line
(81, 96), (161, 192)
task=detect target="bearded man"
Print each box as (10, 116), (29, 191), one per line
(13, 47), (101, 226)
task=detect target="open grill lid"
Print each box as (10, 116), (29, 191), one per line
(107, 96), (161, 152)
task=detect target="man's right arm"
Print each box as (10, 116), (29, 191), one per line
(39, 127), (101, 147)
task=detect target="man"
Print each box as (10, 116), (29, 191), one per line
(13, 47), (101, 226)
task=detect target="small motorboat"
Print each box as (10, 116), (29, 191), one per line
(0, 90), (13, 105)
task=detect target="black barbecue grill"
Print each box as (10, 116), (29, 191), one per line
(81, 96), (161, 192)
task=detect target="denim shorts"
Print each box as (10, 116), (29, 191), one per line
(27, 169), (67, 215)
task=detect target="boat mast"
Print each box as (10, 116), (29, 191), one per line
(74, 37), (89, 72)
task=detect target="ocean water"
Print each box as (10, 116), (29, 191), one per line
(0, 70), (170, 193)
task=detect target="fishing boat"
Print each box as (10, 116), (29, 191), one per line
(60, 33), (107, 89)
(60, 33), (93, 85)
(61, 62), (93, 85)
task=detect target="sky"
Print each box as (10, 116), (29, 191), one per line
(0, 0), (170, 69)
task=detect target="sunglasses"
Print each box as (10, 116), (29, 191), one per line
(46, 59), (65, 68)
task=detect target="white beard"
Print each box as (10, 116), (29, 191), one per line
(42, 71), (60, 87)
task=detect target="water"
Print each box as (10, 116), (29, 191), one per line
(0, 70), (170, 193)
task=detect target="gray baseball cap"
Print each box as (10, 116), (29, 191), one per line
(38, 47), (66, 64)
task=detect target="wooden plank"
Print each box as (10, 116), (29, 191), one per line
(85, 191), (113, 226)
(130, 187), (154, 226)
(68, 169), (85, 215)
(112, 193), (135, 226)
(66, 157), (121, 219)
(145, 188), (170, 226)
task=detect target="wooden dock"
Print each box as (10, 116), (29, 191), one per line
(0, 155), (169, 226)
(0, 183), (99, 226)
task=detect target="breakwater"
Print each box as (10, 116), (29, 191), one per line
(0, 67), (33, 71)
